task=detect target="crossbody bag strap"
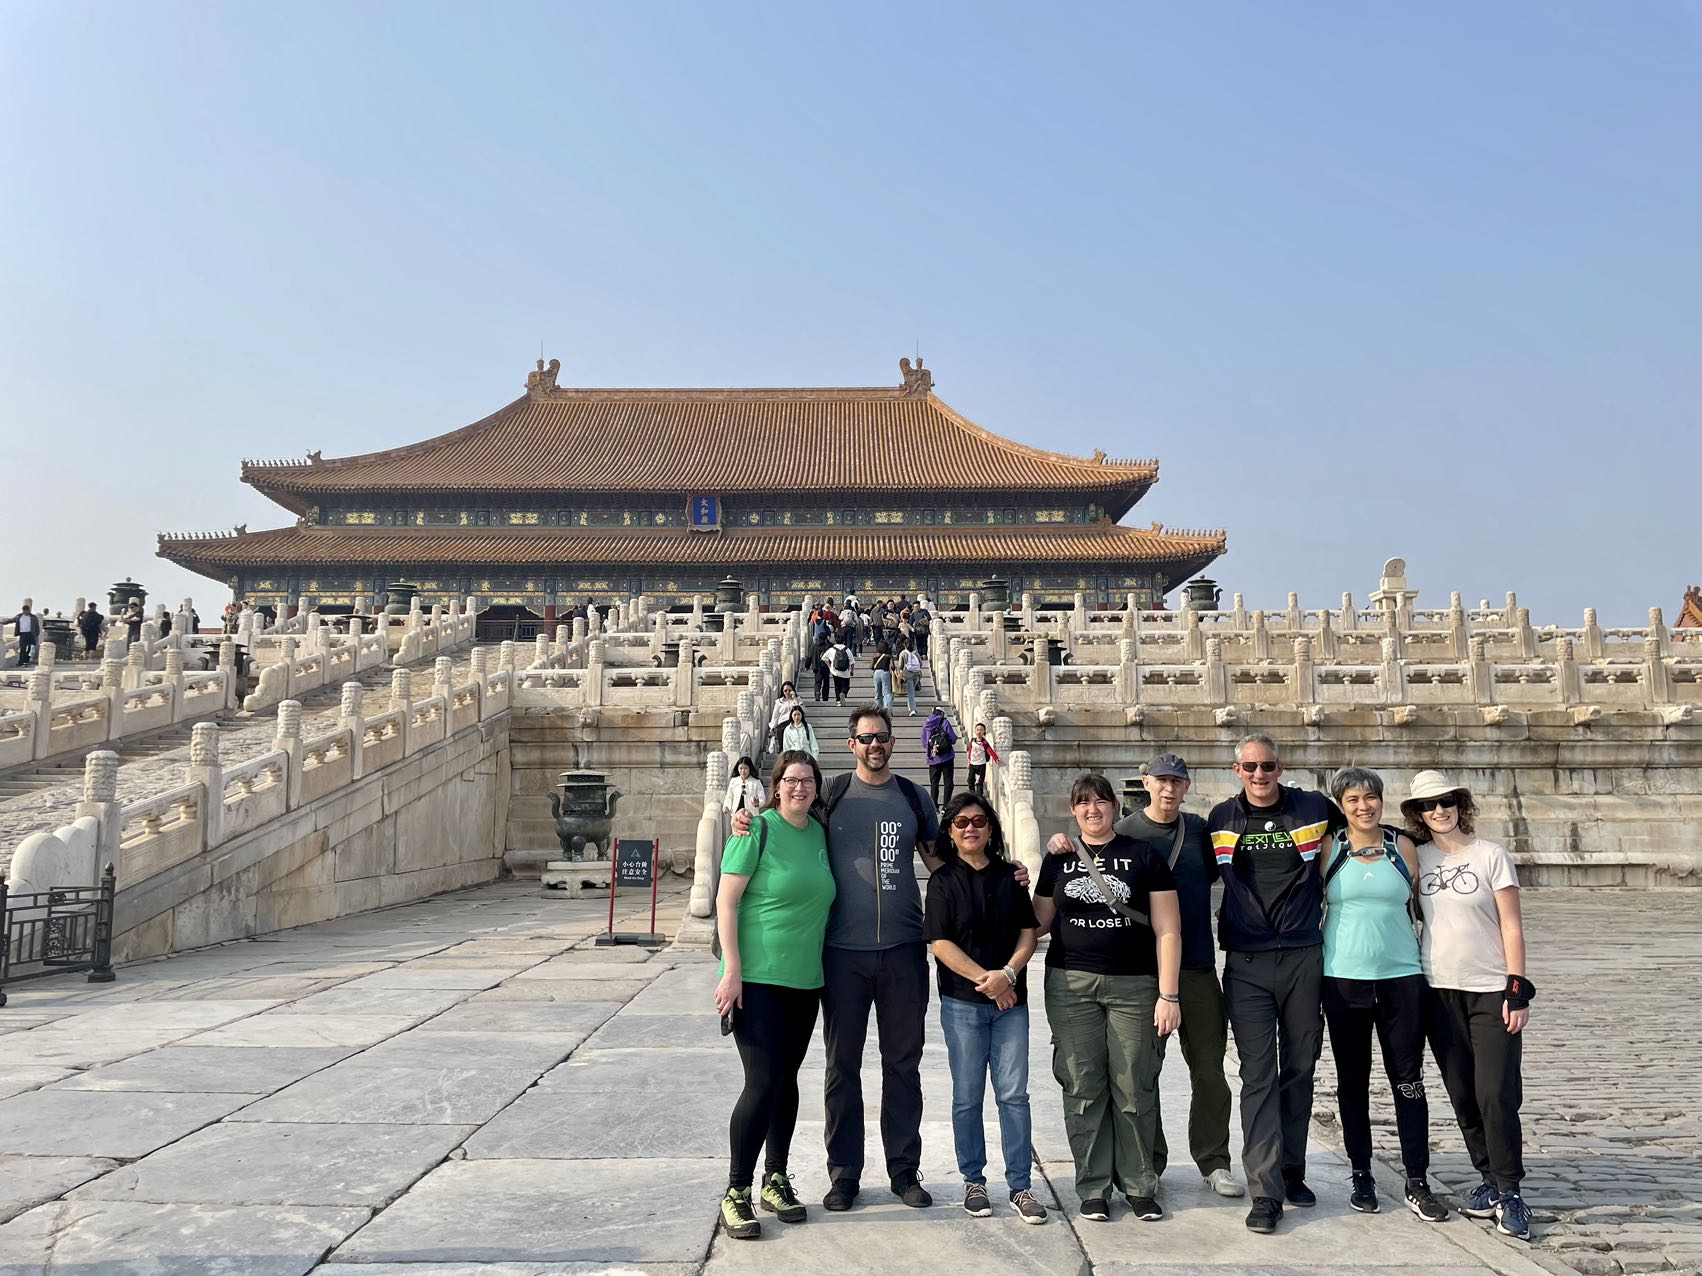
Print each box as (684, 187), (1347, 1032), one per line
(1168, 818), (1187, 871)
(1072, 837), (1151, 930)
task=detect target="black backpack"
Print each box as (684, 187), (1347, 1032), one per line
(927, 723), (950, 760)
(832, 645), (851, 674)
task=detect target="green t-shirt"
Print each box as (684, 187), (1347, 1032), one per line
(721, 808), (837, 990)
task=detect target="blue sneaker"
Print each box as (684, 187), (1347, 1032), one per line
(1495, 1192), (1532, 1241)
(1459, 1180), (1499, 1218)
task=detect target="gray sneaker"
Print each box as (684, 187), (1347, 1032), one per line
(1010, 1189), (1048, 1225)
(962, 1182), (992, 1217)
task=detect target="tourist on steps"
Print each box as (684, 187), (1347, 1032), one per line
(722, 756), (766, 818)
(1320, 767), (1447, 1222)
(826, 634), (855, 704)
(1401, 771), (1534, 1242)
(923, 792), (1046, 1224)
(922, 706), (958, 810)
(10, 600), (40, 667)
(811, 631), (833, 702)
(965, 722), (1000, 796)
(1206, 733), (1335, 1234)
(1113, 753), (1245, 1201)
(767, 681), (801, 758)
(77, 602), (105, 658)
(870, 641), (894, 711)
(899, 641), (924, 716)
(780, 705), (819, 759)
(714, 750), (837, 1240)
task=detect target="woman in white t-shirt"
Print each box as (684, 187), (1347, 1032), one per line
(722, 755), (767, 817)
(1401, 770), (1534, 1243)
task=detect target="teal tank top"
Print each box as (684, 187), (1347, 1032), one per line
(1322, 833), (1422, 980)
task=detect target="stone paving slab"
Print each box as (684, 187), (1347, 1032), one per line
(313, 1264), (698, 1275)
(187, 1010), (419, 1048)
(0, 1199), (370, 1275)
(353, 1029), (581, 1072)
(73, 1121), (471, 1207)
(231, 1064), (541, 1125)
(423, 1000), (624, 1035)
(330, 1158), (727, 1265)
(334, 967), (516, 990)
(268, 986), (476, 1019)
(0, 1071), (70, 1103)
(0, 1157), (117, 1225)
(51, 1045), (355, 1093)
(470, 979), (654, 1003)
(0, 1089), (251, 1158)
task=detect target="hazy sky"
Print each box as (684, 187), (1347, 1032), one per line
(3, 3), (1697, 626)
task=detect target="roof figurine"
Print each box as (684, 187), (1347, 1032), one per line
(899, 355), (933, 396)
(526, 357), (562, 395)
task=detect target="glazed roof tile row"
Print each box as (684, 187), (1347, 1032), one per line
(242, 387), (1159, 510)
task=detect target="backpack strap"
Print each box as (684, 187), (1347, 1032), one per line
(1167, 817), (1188, 872)
(1323, 827), (1414, 889)
(823, 771), (933, 842)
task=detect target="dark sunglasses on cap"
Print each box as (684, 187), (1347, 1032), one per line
(1237, 760), (1279, 774)
(951, 814), (989, 830)
(1415, 795), (1459, 813)
(853, 731), (893, 745)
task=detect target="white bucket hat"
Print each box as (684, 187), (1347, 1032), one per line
(1406, 770), (1465, 803)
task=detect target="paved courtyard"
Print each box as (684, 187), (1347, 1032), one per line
(0, 879), (1694, 1276)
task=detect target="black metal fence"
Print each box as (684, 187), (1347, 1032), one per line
(0, 863), (116, 1007)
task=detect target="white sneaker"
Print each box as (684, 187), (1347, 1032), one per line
(1206, 1169), (1246, 1198)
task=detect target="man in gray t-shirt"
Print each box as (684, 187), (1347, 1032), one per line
(734, 706), (940, 1209)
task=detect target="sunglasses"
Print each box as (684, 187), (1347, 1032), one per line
(1238, 760), (1279, 774)
(853, 731), (893, 745)
(1415, 795), (1459, 813)
(951, 814), (989, 830)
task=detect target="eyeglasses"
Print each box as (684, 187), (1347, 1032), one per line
(1238, 761), (1280, 774)
(778, 777), (816, 789)
(1415, 795), (1459, 813)
(853, 731), (892, 745)
(951, 814), (989, 830)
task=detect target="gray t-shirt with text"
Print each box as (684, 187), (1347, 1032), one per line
(824, 774), (938, 950)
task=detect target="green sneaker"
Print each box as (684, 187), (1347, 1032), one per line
(719, 1187), (761, 1239)
(760, 1172), (807, 1223)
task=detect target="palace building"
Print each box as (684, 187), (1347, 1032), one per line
(158, 357), (1225, 615)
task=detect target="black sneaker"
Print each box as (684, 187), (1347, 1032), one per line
(962, 1182), (992, 1217)
(719, 1187), (761, 1239)
(1349, 1170), (1379, 1213)
(1283, 1174), (1316, 1208)
(1246, 1196), (1284, 1233)
(1495, 1192), (1532, 1241)
(1405, 1178), (1448, 1223)
(1126, 1195), (1163, 1221)
(1079, 1197), (1111, 1221)
(891, 1170), (932, 1208)
(823, 1179), (859, 1212)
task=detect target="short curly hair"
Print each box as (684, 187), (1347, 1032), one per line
(1400, 788), (1477, 843)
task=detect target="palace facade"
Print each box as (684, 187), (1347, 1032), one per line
(158, 358), (1225, 614)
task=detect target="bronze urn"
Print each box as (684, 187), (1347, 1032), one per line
(547, 770), (622, 862)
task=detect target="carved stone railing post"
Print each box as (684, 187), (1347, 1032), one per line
(1555, 638), (1581, 706)
(125, 632), (148, 691)
(1338, 592), (1356, 631)
(498, 639), (517, 676)
(690, 750), (731, 918)
(162, 645), (185, 717)
(533, 634), (550, 667)
(721, 715), (743, 769)
(76, 750), (123, 877)
(1468, 636), (1493, 706)
(1250, 611), (1270, 662)
(1231, 593), (1248, 629)
(1515, 608), (1538, 660)
(990, 613), (1008, 663)
(100, 656), (125, 737)
(468, 647), (489, 719)
(554, 624), (570, 659)
(976, 688), (998, 731)
(1646, 635), (1673, 704)
(1006, 750), (1041, 881)
(1381, 608), (1404, 660)
(218, 640), (237, 709)
(1117, 637), (1138, 704)
(1382, 636), (1410, 706)
(1121, 598), (1137, 641)
(275, 699), (304, 806)
(676, 638), (694, 708)
(190, 722), (224, 848)
(967, 591), (982, 631)
(1581, 608), (1604, 660)
(1183, 608), (1204, 662)
(587, 606), (602, 636)
(1448, 594), (1469, 660)
(1072, 591), (1088, 634)
(587, 639), (607, 706)
(1315, 609), (1338, 661)
(433, 656), (453, 702)
(736, 690), (758, 750)
(390, 666), (412, 710)
(1205, 638), (1227, 705)
(38, 642), (56, 673)
(1503, 592), (1519, 628)
(992, 716), (1014, 758)
(1650, 607), (1671, 659)
(689, 596), (704, 630)
(572, 616), (587, 647)
(718, 616), (736, 665)
(338, 681), (366, 776)
(1293, 634), (1315, 705)
(1286, 592), (1303, 632)
(1032, 636), (1053, 705)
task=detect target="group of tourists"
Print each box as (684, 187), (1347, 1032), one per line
(804, 596), (929, 714)
(712, 712), (1534, 1245)
(9, 598), (157, 666)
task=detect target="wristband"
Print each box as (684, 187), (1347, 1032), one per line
(1159, 993), (1181, 1004)
(1504, 974), (1536, 1011)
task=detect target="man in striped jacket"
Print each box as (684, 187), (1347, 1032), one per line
(1205, 733), (1337, 1235)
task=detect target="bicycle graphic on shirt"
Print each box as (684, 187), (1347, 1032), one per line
(1419, 864), (1480, 896)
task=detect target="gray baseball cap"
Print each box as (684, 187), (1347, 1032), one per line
(1146, 752), (1190, 780)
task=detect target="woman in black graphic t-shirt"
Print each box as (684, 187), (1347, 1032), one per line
(1034, 772), (1181, 1223)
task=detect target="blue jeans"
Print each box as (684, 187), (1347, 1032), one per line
(873, 669), (893, 709)
(904, 672), (919, 714)
(940, 996), (1033, 1191)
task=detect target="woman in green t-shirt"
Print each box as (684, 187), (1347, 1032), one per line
(713, 750), (836, 1240)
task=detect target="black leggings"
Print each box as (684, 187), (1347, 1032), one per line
(929, 760), (955, 808)
(729, 981), (820, 1189)
(1323, 973), (1429, 1178)
(1424, 985), (1524, 1193)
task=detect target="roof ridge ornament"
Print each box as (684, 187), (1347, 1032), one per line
(898, 355), (933, 396)
(527, 357), (562, 396)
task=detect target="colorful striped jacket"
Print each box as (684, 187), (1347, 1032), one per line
(1205, 788), (1336, 951)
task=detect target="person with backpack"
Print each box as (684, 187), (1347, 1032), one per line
(714, 750), (837, 1240)
(1402, 771), (1534, 1243)
(1322, 767), (1446, 1222)
(781, 705), (820, 759)
(1206, 733), (1337, 1234)
(1112, 753), (1244, 1200)
(730, 707), (1022, 1214)
(922, 706), (958, 810)
(1034, 771), (1182, 1223)
(870, 641), (895, 711)
(899, 641), (924, 716)
(826, 635), (855, 704)
(910, 605), (932, 659)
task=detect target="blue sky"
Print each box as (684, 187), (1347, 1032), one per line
(3, 2), (1697, 625)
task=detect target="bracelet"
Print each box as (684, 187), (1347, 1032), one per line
(1158, 993), (1181, 1003)
(1001, 965), (1018, 986)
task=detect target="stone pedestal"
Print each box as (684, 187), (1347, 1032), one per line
(540, 859), (617, 897)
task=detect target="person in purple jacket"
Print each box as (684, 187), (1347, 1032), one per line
(922, 707), (959, 811)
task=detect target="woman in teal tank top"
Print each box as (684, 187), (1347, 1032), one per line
(1321, 767), (1446, 1223)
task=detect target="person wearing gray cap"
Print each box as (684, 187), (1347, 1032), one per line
(1114, 753), (1244, 1200)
